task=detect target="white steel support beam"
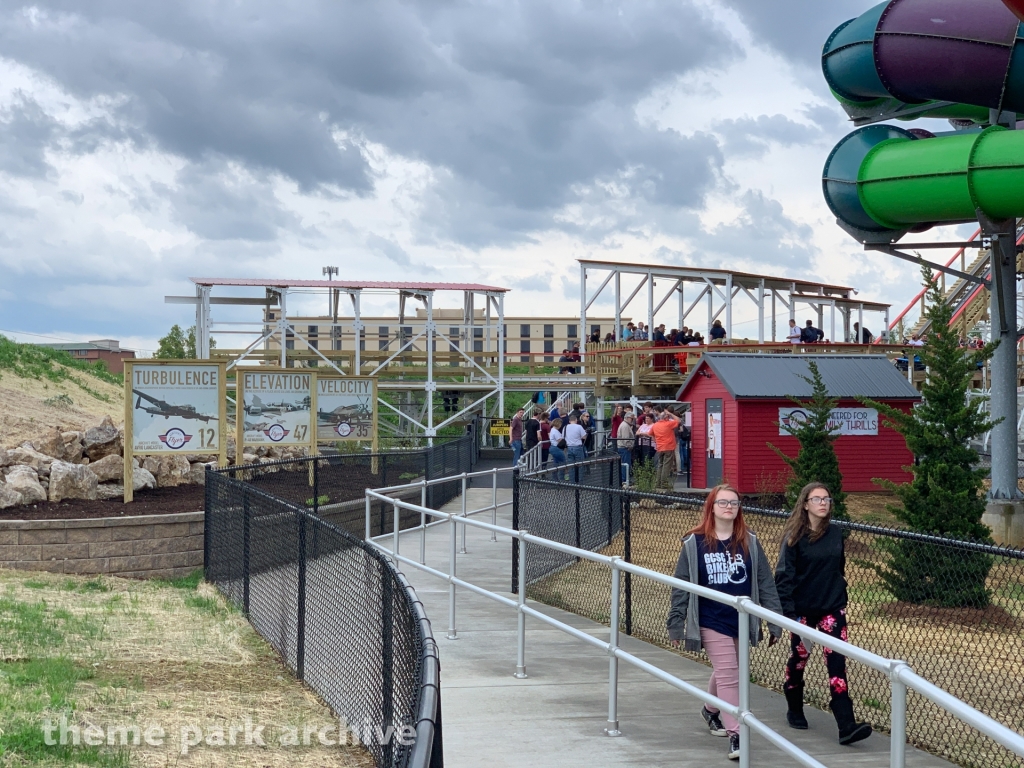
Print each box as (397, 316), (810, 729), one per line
(653, 279), (682, 318)
(614, 271), (621, 340)
(758, 279), (765, 344)
(725, 274), (733, 341)
(647, 271), (654, 335)
(580, 263), (587, 371)
(620, 275), (648, 314)
(497, 292), (505, 419)
(426, 292), (435, 442)
(350, 290), (363, 373)
(584, 268), (615, 312)
(278, 289), (288, 368)
(678, 281), (684, 332)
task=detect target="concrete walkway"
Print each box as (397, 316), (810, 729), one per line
(385, 487), (954, 768)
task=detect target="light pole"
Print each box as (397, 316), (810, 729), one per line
(323, 266), (339, 350)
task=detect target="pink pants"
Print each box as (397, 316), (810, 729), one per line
(701, 627), (740, 735)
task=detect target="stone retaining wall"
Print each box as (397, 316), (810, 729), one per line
(0, 511), (204, 579)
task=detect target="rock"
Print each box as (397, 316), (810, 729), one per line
(0, 482), (22, 509)
(61, 431), (84, 463)
(5, 466), (46, 504)
(0, 450), (12, 468)
(8, 446), (54, 474)
(133, 467), (156, 491)
(48, 461), (99, 502)
(29, 427), (65, 459)
(96, 484), (125, 500)
(89, 454), (124, 484)
(83, 416), (121, 460)
(188, 462), (208, 486)
(242, 452), (258, 465)
(141, 455), (190, 488)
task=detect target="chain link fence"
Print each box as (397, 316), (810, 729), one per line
(205, 470), (443, 768)
(223, 433), (478, 539)
(514, 456), (1024, 768)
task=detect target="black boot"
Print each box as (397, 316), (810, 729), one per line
(831, 695), (872, 745)
(785, 687), (808, 730)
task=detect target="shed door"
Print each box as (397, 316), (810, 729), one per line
(705, 399), (723, 487)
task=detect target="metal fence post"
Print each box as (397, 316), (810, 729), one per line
(242, 489), (251, 615)
(296, 512), (308, 681)
(459, 475), (468, 555)
(420, 480), (427, 565)
(313, 456), (320, 515)
(623, 493), (632, 636)
(203, 474), (212, 574)
(574, 486), (582, 557)
(604, 556), (622, 736)
(365, 495), (372, 541)
(491, 467), (498, 541)
(381, 566), (395, 768)
(393, 501), (401, 556)
(737, 607), (751, 768)
(891, 663), (909, 768)
(515, 530), (528, 679)
(511, 468), (520, 594)
(447, 514), (458, 640)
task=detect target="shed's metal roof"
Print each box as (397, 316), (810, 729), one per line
(677, 354), (921, 400)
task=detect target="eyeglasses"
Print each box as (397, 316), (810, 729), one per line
(714, 499), (740, 509)
(808, 496), (832, 505)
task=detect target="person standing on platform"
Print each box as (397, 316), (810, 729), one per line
(616, 412), (635, 485)
(651, 409), (681, 491)
(563, 413), (588, 482)
(539, 412), (551, 468)
(668, 485), (782, 761)
(548, 418), (568, 481)
(524, 408), (541, 463)
(775, 482), (872, 746)
(510, 408), (525, 466)
(788, 319), (801, 344)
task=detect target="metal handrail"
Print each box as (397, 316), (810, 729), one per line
(364, 472), (1024, 768)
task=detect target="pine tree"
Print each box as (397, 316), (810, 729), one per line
(861, 265), (998, 607)
(768, 360), (848, 520)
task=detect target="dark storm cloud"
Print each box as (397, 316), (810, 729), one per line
(712, 114), (822, 158)
(720, 0), (871, 67)
(0, 0), (740, 244)
(0, 96), (58, 178)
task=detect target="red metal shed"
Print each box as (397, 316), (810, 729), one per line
(676, 353), (921, 493)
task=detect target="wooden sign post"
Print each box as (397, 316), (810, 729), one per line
(123, 360), (227, 503)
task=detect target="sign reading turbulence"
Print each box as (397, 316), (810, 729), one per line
(123, 360), (227, 504)
(130, 364), (222, 454)
(239, 371), (315, 448)
(779, 408), (878, 436)
(316, 377), (377, 442)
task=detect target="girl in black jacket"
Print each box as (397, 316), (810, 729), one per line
(774, 482), (872, 746)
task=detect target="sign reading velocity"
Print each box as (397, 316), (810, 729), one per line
(316, 377), (376, 442)
(239, 371), (315, 447)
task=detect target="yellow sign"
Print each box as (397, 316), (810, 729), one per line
(490, 419), (511, 437)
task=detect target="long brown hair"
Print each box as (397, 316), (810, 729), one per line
(686, 484), (748, 556)
(782, 482), (832, 546)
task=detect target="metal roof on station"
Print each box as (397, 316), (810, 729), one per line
(189, 278), (509, 292)
(578, 259), (856, 297)
(677, 354), (921, 400)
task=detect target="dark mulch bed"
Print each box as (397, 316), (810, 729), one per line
(876, 600), (1021, 631)
(0, 485), (206, 520)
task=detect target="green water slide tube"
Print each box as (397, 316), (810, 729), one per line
(822, 124), (1024, 240)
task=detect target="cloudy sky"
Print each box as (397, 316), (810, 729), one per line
(0, 0), (963, 354)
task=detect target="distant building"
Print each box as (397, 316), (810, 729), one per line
(35, 339), (136, 374)
(264, 309), (630, 364)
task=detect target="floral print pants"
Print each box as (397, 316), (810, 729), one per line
(783, 609), (850, 699)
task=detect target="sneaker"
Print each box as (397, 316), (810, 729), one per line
(727, 733), (740, 760)
(700, 706), (727, 737)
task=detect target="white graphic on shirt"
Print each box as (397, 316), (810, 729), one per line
(704, 551), (748, 586)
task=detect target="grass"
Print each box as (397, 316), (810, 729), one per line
(0, 334), (122, 403)
(0, 569), (373, 767)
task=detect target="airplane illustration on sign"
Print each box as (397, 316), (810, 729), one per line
(133, 390), (217, 423)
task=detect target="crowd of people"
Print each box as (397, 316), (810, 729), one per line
(668, 481), (872, 760)
(510, 402), (600, 481)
